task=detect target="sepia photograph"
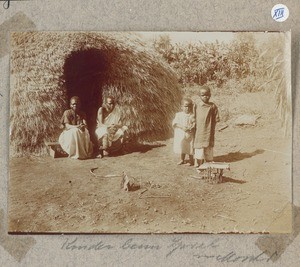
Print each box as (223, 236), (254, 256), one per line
(9, 31), (292, 233)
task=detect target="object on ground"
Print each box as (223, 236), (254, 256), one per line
(120, 172), (140, 192)
(234, 115), (261, 126)
(217, 123), (228, 132)
(197, 162), (230, 184)
(89, 168), (122, 178)
(45, 141), (68, 158)
(121, 172), (131, 191)
(138, 188), (171, 199)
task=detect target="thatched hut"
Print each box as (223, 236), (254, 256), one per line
(10, 32), (182, 156)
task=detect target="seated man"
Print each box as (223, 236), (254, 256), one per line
(95, 96), (128, 157)
(59, 96), (93, 159)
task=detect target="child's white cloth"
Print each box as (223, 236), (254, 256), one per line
(172, 112), (194, 155)
(194, 147), (213, 160)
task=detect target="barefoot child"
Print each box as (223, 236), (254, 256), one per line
(172, 98), (195, 166)
(194, 86), (220, 168)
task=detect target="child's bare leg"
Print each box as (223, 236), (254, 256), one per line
(188, 154), (194, 166)
(177, 153), (185, 165)
(195, 159), (203, 168)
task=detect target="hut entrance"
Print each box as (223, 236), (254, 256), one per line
(63, 48), (109, 142)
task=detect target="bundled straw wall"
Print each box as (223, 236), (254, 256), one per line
(10, 32), (182, 156)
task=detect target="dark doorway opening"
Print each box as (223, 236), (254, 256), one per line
(63, 48), (109, 143)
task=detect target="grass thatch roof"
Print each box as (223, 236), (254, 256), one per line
(10, 32), (182, 156)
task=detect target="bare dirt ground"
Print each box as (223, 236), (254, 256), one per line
(8, 111), (292, 234)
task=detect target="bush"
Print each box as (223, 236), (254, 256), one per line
(153, 34), (260, 88)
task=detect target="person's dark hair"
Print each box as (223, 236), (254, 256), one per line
(200, 86), (211, 95)
(70, 96), (80, 103)
(181, 97), (193, 107)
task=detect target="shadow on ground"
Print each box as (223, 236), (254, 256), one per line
(214, 149), (265, 163)
(109, 142), (166, 157)
(222, 176), (246, 184)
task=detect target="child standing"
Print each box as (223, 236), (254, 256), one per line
(172, 98), (195, 166)
(194, 86), (220, 168)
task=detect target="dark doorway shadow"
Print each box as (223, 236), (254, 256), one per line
(63, 48), (110, 144)
(221, 176), (246, 184)
(214, 149), (265, 163)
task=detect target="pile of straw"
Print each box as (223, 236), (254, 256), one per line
(10, 32), (181, 156)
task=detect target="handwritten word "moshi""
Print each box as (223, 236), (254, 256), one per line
(166, 237), (222, 257)
(193, 250), (278, 263)
(61, 238), (114, 251)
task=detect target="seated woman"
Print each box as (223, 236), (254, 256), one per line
(95, 96), (128, 157)
(59, 96), (93, 159)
